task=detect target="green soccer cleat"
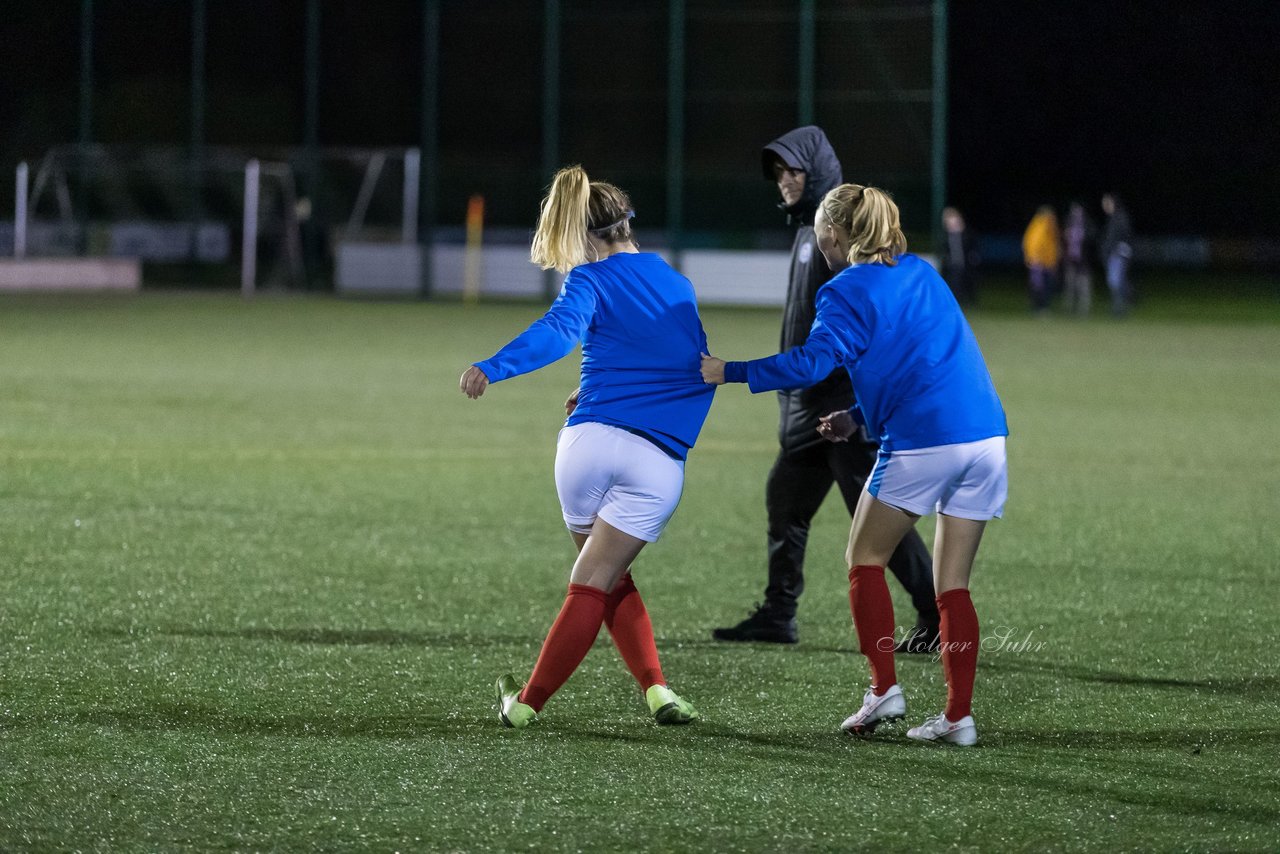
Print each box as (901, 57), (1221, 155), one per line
(646, 684), (700, 726)
(495, 673), (537, 729)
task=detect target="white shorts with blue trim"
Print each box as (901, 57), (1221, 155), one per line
(554, 422), (686, 543)
(868, 436), (1008, 520)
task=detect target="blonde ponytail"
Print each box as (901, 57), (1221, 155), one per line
(530, 165), (636, 274)
(820, 183), (908, 266)
(531, 166), (592, 274)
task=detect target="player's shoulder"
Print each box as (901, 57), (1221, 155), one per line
(824, 263), (878, 296)
(815, 273), (867, 319)
(622, 251), (678, 275)
(852, 254), (932, 286)
(588, 251), (670, 278)
(558, 265), (604, 304)
(627, 252), (694, 292)
(565, 259), (605, 286)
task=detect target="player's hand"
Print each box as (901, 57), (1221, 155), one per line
(459, 365), (490, 399)
(817, 410), (856, 443)
(564, 387), (581, 416)
(700, 353), (726, 385)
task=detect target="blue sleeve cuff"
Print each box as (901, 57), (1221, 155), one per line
(724, 361), (749, 383)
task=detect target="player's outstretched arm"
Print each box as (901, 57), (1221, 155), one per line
(459, 365), (490, 399)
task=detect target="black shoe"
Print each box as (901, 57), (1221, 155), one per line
(893, 623), (940, 654)
(712, 603), (798, 644)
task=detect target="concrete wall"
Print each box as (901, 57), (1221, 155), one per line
(0, 258), (141, 291)
(337, 243), (797, 306)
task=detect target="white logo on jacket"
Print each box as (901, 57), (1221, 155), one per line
(798, 242), (813, 264)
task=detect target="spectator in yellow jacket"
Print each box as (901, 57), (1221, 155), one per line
(1022, 205), (1061, 314)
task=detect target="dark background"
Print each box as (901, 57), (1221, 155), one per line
(2, 1), (1277, 240)
(948, 2), (1280, 239)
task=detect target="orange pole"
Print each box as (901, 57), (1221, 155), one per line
(463, 194), (484, 304)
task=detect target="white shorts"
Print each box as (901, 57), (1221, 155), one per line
(554, 422), (686, 543)
(868, 436), (1008, 520)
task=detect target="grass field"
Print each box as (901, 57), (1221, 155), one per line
(2, 285), (1278, 851)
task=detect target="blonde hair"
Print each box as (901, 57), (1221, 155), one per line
(818, 184), (907, 266)
(530, 165), (633, 273)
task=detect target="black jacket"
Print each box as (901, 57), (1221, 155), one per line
(1099, 205), (1134, 262)
(939, 228), (979, 273)
(762, 126), (862, 453)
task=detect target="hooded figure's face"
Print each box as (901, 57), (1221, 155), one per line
(771, 158), (807, 208)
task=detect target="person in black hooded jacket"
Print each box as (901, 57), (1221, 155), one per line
(711, 126), (940, 651)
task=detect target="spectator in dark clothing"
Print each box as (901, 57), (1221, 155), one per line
(1062, 202), (1095, 316)
(711, 126), (939, 652)
(939, 206), (980, 307)
(1100, 193), (1134, 316)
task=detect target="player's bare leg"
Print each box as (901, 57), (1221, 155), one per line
(498, 521), (697, 728)
(570, 524), (698, 724)
(842, 491), (918, 734)
(846, 490), (920, 569)
(932, 514), (986, 595)
(568, 519), (646, 591)
(907, 513), (986, 746)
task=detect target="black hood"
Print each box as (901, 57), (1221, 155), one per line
(761, 125), (843, 225)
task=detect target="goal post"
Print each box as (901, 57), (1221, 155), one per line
(241, 159), (259, 297)
(330, 147), (426, 296)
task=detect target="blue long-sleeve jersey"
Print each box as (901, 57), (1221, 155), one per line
(474, 252), (715, 459)
(724, 254), (1007, 452)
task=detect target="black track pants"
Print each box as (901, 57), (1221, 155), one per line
(763, 440), (939, 624)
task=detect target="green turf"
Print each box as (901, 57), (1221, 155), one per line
(2, 287), (1278, 851)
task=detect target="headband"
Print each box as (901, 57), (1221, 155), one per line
(588, 210), (635, 234)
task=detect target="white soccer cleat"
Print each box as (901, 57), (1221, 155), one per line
(907, 712), (978, 747)
(840, 684), (906, 735)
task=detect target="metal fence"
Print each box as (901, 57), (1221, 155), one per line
(17, 0), (946, 294)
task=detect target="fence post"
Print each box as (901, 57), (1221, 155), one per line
(402, 148), (420, 245)
(190, 0), (207, 262)
(666, 0), (686, 272)
(798, 0), (815, 126)
(541, 0), (561, 300)
(78, 0), (94, 254)
(419, 0), (440, 298)
(242, 159), (260, 298)
(931, 0), (949, 251)
(15, 162), (29, 259)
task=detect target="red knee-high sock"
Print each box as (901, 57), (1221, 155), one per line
(603, 573), (665, 691)
(520, 584), (608, 712)
(848, 565), (897, 695)
(938, 588), (979, 721)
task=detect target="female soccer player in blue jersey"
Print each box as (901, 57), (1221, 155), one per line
(702, 184), (1008, 746)
(460, 165), (715, 729)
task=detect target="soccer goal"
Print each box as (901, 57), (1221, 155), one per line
(10, 144), (308, 293)
(8, 144), (426, 295)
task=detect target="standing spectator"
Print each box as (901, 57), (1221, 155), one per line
(711, 126), (939, 653)
(939, 206), (980, 307)
(1061, 202), (1095, 316)
(1022, 205), (1061, 315)
(1100, 193), (1134, 316)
